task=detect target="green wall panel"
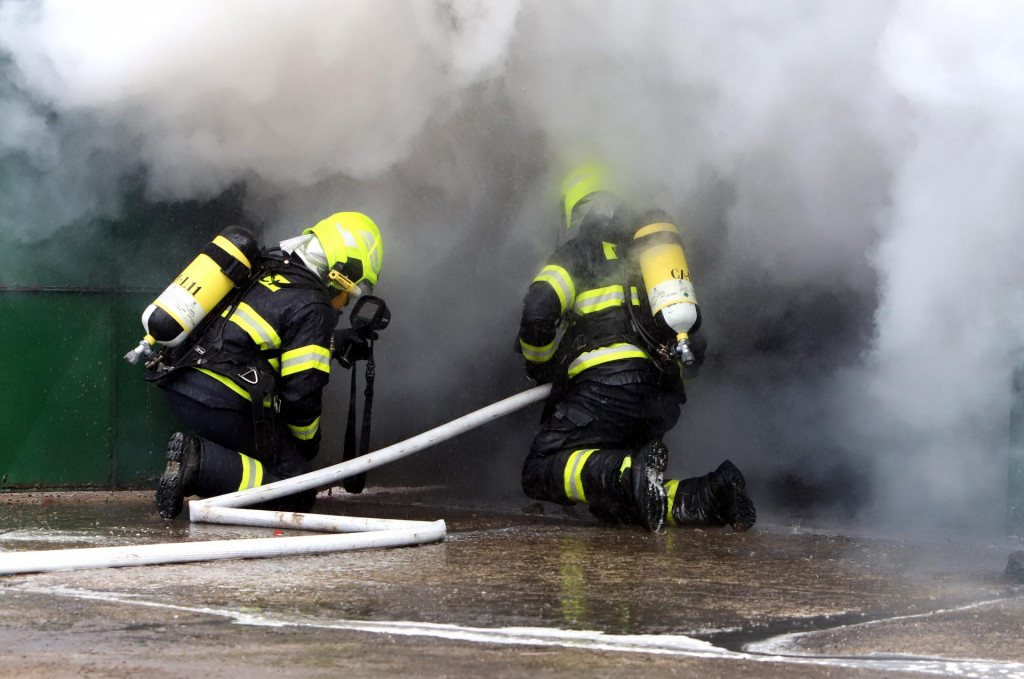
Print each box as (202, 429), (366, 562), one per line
(0, 184), (247, 490)
(114, 291), (178, 488)
(1, 294), (114, 486)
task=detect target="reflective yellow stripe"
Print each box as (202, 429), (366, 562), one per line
(602, 241), (618, 260)
(197, 367), (252, 401)
(238, 453), (264, 491)
(194, 368), (274, 408)
(533, 265), (575, 314)
(664, 479), (680, 527)
(361, 228), (381, 274)
(619, 456), (632, 477)
(228, 302), (281, 349)
(520, 339), (556, 363)
(630, 286), (641, 306)
(563, 449), (596, 502)
(288, 417), (320, 441)
(567, 343), (649, 378)
(280, 345), (331, 376)
(574, 285), (626, 315)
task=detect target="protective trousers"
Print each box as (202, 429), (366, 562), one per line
(522, 379), (680, 522)
(165, 391), (316, 511)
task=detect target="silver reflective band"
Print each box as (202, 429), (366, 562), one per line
(567, 343), (648, 378)
(535, 265), (574, 312)
(574, 286), (625, 314)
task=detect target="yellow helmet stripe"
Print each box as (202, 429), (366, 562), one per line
(281, 345), (331, 376)
(563, 449), (597, 502)
(287, 417), (321, 441)
(561, 163), (609, 230)
(533, 265), (576, 313)
(360, 229), (381, 274)
(567, 343), (649, 378)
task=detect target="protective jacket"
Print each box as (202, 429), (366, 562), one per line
(517, 221), (683, 395)
(154, 250), (336, 453)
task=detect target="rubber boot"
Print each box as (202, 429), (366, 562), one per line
(670, 460), (756, 532)
(622, 440), (669, 532)
(156, 432), (201, 520)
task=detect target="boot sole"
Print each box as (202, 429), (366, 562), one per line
(730, 490), (757, 532)
(717, 460), (756, 531)
(634, 441), (668, 532)
(156, 433), (186, 520)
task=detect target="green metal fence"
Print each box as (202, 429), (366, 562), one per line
(0, 192), (245, 489)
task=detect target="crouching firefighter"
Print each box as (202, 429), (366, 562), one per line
(130, 212), (386, 519)
(515, 163), (756, 532)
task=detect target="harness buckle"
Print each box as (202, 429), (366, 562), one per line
(238, 367), (260, 385)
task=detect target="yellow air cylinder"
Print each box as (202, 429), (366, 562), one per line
(632, 218), (699, 364)
(125, 225), (260, 364)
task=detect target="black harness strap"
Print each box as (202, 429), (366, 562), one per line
(342, 341), (375, 494)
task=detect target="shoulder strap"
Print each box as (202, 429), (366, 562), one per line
(342, 342), (376, 494)
(622, 264), (680, 375)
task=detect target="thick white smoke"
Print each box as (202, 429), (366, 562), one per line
(2, 0), (1023, 530)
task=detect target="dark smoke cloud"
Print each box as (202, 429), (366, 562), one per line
(3, 0), (1023, 531)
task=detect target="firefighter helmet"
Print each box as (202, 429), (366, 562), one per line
(560, 162), (630, 242)
(561, 162), (611, 231)
(305, 212), (383, 295)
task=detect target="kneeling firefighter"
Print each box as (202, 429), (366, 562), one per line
(516, 163), (756, 532)
(129, 212), (387, 519)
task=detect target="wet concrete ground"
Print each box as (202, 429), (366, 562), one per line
(1, 489), (1022, 678)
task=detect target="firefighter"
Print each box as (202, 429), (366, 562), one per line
(149, 212), (384, 519)
(516, 165), (756, 532)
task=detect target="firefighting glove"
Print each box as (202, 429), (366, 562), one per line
(333, 327), (372, 367)
(524, 359), (556, 385)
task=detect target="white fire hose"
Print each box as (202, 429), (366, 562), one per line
(0, 384), (552, 575)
